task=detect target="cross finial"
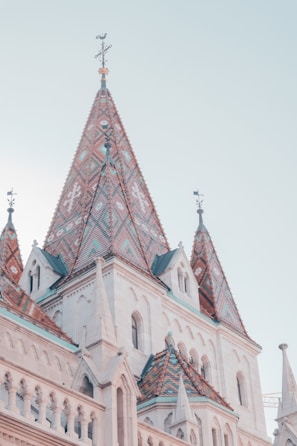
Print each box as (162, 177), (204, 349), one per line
(7, 189), (16, 209)
(193, 190), (204, 227)
(193, 190), (204, 210)
(95, 33), (112, 89)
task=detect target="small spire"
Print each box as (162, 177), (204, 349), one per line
(6, 189), (17, 228)
(193, 190), (204, 228)
(100, 121), (114, 166)
(278, 343), (297, 418)
(95, 33), (112, 90)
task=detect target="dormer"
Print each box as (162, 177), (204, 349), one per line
(19, 242), (67, 301)
(152, 242), (200, 309)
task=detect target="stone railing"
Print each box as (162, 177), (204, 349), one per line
(137, 421), (190, 446)
(0, 362), (104, 445)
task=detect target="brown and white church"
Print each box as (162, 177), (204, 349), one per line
(0, 37), (295, 446)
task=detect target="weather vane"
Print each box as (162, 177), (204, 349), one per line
(193, 190), (204, 210)
(7, 189), (16, 209)
(95, 33), (112, 69)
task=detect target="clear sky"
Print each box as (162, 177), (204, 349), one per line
(1, 0), (297, 435)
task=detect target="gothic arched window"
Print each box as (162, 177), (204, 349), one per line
(236, 372), (247, 407)
(132, 315), (138, 349)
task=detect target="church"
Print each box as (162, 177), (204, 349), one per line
(0, 36), (283, 446)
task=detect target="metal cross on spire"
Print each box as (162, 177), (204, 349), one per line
(193, 190), (204, 210)
(7, 189), (16, 209)
(193, 190), (204, 227)
(95, 33), (112, 89)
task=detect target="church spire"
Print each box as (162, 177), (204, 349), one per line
(190, 195), (247, 337)
(44, 41), (170, 279)
(0, 190), (23, 283)
(277, 343), (297, 419)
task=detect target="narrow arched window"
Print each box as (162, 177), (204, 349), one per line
(237, 376), (242, 405)
(184, 273), (189, 294)
(178, 268), (184, 292)
(236, 372), (247, 407)
(212, 428), (217, 446)
(201, 355), (211, 383)
(36, 265), (41, 289)
(132, 315), (138, 349)
(29, 271), (33, 293)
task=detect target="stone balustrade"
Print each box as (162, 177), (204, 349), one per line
(0, 362), (104, 445)
(137, 421), (189, 446)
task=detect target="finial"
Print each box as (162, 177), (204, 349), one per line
(279, 343), (288, 351)
(193, 190), (204, 227)
(6, 189), (16, 227)
(95, 33), (112, 89)
(7, 189), (16, 209)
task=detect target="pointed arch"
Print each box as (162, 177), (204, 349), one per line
(117, 387), (125, 446)
(223, 423), (233, 446)
(185, 325), (194, 339)
(201, 354), (211, 383)
(53, 310), (62, 327)
(79, 375), (94, 398)
(173, 318), (182, 333)
(162, 311), (170, 328)
(131, 311), (143, 351)
(190, 429), (197, 445)
(189, 348), (199, 371)
(236, 371), (248, 407)
(164, 412), (173, 434)
(177, 341), (188, 359)
(5, 332), (14, 348)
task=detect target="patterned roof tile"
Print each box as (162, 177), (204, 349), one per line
(191, 211), (248, 337)
(44, 85), (170, 278)
(138, 347), (233, 411)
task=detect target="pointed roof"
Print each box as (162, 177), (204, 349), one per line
(174, 373), (195, 423)
(138, 347), (232, 411)
(43, 73), (169, 279)
(191, 208), (248, 337)
(0, 266), (74, 343)
(0, 207), (23, 283)
(278, 343), (297, 418)
(92, 257), (117, 345)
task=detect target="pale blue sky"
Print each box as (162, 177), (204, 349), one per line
(1, 0), (297, 435)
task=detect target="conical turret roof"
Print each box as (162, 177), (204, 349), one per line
(44, 76), (169, 278)
(191, 208), (247, 337)
(138, 346), (232, 411)
(0, 205), (23, 283)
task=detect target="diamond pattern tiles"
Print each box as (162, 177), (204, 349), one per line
(44, 87), (170, 276)
(138, 348), (232, 410)
(191, 220), (248, 337)
(0, 267), (73, 343)
(0, 210), (23, 283)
